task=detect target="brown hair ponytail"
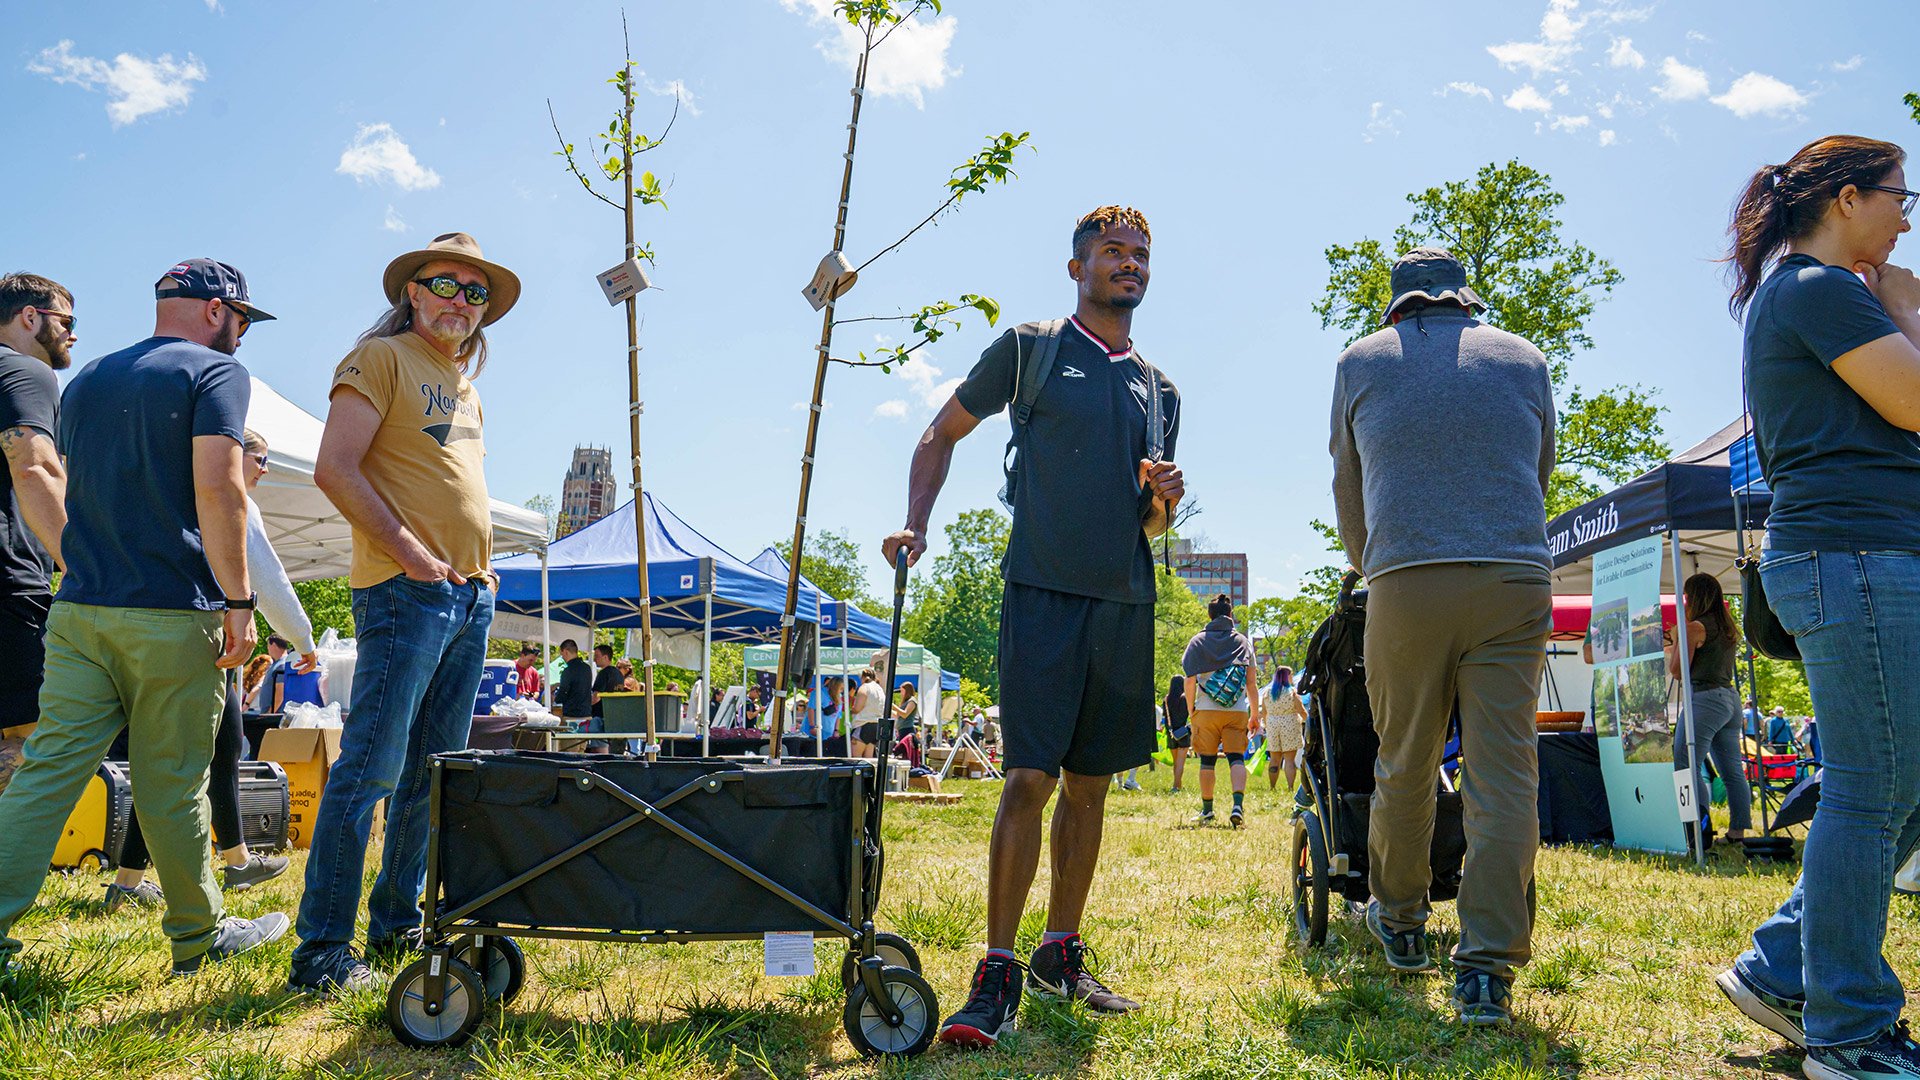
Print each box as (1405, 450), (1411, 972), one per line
(1725, 135), (1906, 319)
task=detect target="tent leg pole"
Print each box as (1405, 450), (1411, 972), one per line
(702, 593), (713, 758)
(541, 550), (552, 710)
(815, 621), (824, 758)
(1670, 537), (1703, 867)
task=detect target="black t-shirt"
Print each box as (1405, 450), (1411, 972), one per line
(0, 347), (57, 599)
(955, 316), (1180, 604)
(590, 664), (624, 718)
(556, 657), (594, 717)
(1747, 254), (1917, 550)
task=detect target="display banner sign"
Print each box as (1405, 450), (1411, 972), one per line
(1587, 534), (1687, 853)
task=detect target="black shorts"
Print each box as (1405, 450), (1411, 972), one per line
(854, 721), (880, 745)
(0, 592), (48, 728)
(998, 582), (1155, 777)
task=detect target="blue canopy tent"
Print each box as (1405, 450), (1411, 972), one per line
(494, 494), (825, 754)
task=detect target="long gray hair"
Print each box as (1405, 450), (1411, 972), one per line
(356, 295), (489, 377)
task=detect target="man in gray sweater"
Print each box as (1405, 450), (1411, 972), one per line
(1329, 247), (1555, 1027)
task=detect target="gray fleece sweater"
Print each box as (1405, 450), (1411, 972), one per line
(1330, 310), (1556, 579)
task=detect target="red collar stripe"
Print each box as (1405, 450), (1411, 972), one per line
(1069, 315), (1134, 359)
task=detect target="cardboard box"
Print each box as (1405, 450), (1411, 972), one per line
(908, 773), (940, 794)
(258, 727), (342, 850)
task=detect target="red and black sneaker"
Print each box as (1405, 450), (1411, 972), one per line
(1026, 935), (1140, 1013)
(938, 953), (1023, 1049)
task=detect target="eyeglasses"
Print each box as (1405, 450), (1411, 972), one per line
(414, 276), (491, 306)
(33, 308), (75, 334)
(248, 452), (270, 468)
(1864, 184), (1920, 219)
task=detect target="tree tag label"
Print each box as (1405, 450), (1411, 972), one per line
(801, 252), (857, 311)
(598, 258), (652, 306)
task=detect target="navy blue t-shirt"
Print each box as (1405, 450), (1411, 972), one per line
(1747, 254), (1917, 551)
(57, 337), (250, 610)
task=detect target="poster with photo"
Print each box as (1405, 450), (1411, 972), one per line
(1586, 534), (1686, 853)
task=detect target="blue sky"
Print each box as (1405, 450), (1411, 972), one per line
(5, 0), (1914, 603)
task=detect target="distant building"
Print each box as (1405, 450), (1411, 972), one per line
(1172, 539), (1248, 610)
(558, 445), (616, 538)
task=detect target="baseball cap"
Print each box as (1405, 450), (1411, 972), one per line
(154, 258), (276, 322)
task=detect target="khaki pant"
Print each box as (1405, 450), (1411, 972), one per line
(1365, 562), (1550, 979)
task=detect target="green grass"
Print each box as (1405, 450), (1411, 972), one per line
(0, 767), (1841, 1077)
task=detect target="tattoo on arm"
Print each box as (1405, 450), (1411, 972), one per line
(0, 426), (35, 466)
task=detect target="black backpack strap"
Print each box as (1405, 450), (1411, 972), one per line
(1138, 353), (1165, 463)
(1012, 319), (1066, 426)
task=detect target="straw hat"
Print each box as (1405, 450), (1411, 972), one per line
(382, 232), (521, 326)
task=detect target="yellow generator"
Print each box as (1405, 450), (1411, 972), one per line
(53, 761), (133, 872)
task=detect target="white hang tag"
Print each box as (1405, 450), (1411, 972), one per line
(800, 252), (857, 311)
(763, 931), (815, 977)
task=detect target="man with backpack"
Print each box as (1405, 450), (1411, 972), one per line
(884, 206), (1183, 1049)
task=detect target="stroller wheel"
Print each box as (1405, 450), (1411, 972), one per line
(387, 956), (485, 1049)
(840, 931), (922, 991)
(1292, 813), (1330, 950)
(453, 934), (526, 1005)
(843, 965), (937, 1057)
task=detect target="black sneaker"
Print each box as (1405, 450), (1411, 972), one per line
(1026, 935), (1140, 1014)
(366, 928), (425, 968)
(1714, 967), (1806, 1048)
(1804, 1021), (1920, 1079)
(938, 954), (1023, 1049)
(1366, 900), (1434, 973)
(288, 944), (382, 994)
(1451, 968), (1513, 1027)
(171, 913), (290, 976)
(1229, 804), (1245, 828)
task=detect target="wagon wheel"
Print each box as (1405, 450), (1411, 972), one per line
(387, 956), (485, 1049)
(843, 966), (937, 1058)
(453, 934), (526, 1005)
(840, 931), (922, 991)
(1292, 813), (1330, 950)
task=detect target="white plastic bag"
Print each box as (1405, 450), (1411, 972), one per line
(314, 628), (357, 715)
(284, 701), (342, 729)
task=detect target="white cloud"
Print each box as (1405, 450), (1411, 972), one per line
(1363, 101), (1403, 142)
(1711, 72), (1807, 119)
(1653, 57), (1710, 101)
(337, 123), (441, 191)
(780, 0), (959, 108)
(1488, 39), (1574, 77)
(1440, 81), (1494, 102)
(639, 71), (700, 117)
(896, 358), (960, 410)
(1830, 55), (1864, 73)
(1607, 37), (1644, 69)
(1685, 30), (1710, 43)
(1504, 84), (1554, 113)
(1596, 102), (1614, 119)
(28, 40), (206, 126)
(1552, 80), (1571, 96)
(1599, 129), (1617, 146)
(872, 399), (908, 420)
(1551, 114), (1592, 132)
(382, 205), (408, 233)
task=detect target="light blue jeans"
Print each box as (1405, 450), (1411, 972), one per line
(1735, 548), (1920, 1047)
(293, 576), (493, 960)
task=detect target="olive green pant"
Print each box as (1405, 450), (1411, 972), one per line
(1364, 562), (1551, 979)
(0, 602), (226, 964)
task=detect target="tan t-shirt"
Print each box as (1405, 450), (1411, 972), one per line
(330, 333), (491, 588)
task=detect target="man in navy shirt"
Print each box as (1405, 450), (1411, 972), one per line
(885, 206), (1184, 1048)
(0, 274), (74, 729)
(0, 259), (288, 976)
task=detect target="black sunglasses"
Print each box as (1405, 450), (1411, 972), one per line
(1863, 184), (1920, 219)
(33, 307), (75, 334)
(249, 452), (269, 468)
(414, 275), (490, 306)
(212, 299), (253, 338)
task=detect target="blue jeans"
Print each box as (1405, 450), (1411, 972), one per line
(1735, 548), (1920, 1046)
(293, 576), (493, 959)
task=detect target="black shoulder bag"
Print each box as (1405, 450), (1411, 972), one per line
(1736, 358), (1800, 660)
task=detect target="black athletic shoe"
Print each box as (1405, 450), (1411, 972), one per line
(366, 927), (425, 968)
(1714, 967), (1806, 1048)
(938, 954), (1022, 1049)
(1451, 968), (1513, 1027)
(1366, 900), (1434, 973)
(1804, 1021), (1920, 1079)
(1026, 935), (1140, 1014)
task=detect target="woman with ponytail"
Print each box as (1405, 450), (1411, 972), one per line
(1666, 573), (1750, 845)
(1712, 135), (1920, 1078)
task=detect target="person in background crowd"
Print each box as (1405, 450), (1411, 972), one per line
(850, 668), (885, 757)
(888, 206), (1183, 1046)
(0, 274), (72, 730)
(248, 634), (294, 712)
(1182, 594), (1260, 827)
(892, 681), (920, 751)
(1765, 706), (1799, 753)
(554, 640), (595, 749)
(708, 686), (723, 720)
(1162, 674), (1191, 793)
(1712, 135), (1920, 1078)
(1744, 698), (1763, 740)
(242, 653), (273, 706)
(1668, 572), (1752, 846)
(0, 258), (285, 977)
(590, 643), (624, 751)
(1332, 246), (1555, 1027)
(742, 684), (764, 728)
(290, 233), (511, 994)
(1265, 666), (1307, 791)
(616, 658), (639, 692)
(513, 646), (543, 700)
(818, 675), (845, 749)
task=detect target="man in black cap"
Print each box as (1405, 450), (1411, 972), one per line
(0, 259), (287, 977)
(1330, 247), (1555, 1026)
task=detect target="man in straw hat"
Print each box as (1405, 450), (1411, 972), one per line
(289, 233), (518, 993)
(1329, 247), (1555, 1026)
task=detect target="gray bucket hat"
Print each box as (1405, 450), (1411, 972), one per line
(1382, 247), (1486, 325)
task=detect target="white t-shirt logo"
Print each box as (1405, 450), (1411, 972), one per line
(1061, 365), (1086, 379)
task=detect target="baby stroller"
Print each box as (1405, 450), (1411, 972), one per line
(1291, 572), (1468, 948)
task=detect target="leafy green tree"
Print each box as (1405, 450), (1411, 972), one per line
(1905, 91), (1919, 123)
(291, 577), (353, 641)
(1238, 594), (1328, 672)
(1313, 160), (1668, 516)
(1153, 566), (1209, 694)
(903, 509), (1009, 695)
(778, 529), (883, 616)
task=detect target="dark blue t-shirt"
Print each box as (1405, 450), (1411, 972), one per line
(1747, 254), (1916, 551)
(57, 337), (250, 610)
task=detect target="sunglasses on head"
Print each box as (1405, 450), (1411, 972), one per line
(414, 275), (490, 306)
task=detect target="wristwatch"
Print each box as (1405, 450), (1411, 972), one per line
(225, 593), (258, 611)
